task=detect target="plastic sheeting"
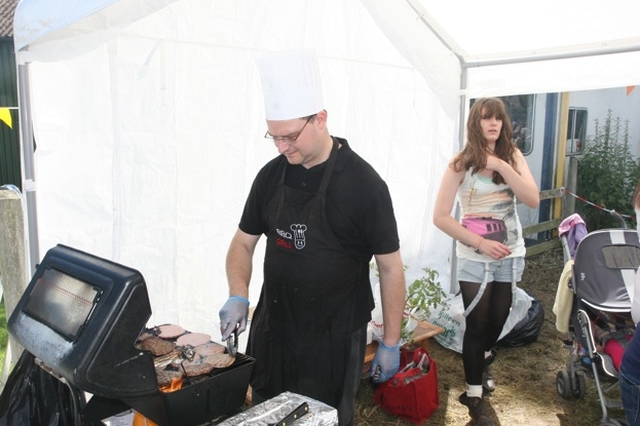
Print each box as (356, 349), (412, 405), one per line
(0, 351), (79, 425)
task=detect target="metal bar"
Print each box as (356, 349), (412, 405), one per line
(17, 61), (39, 276)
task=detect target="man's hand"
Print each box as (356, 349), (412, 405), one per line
(219, 296), (250, 340)
(370, 341), (401, 384)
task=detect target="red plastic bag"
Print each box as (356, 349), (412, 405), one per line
(373, 348), (439, 424)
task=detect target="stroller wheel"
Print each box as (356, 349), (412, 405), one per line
(556, 370), (572, 399)
(572, 373), (586, 400)
(556, 369), (587, 400)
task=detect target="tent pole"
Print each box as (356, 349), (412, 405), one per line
(447, 67), (469, 294)
(16, 58), (39, 276)
(404, 0), (467, 64)
(461, 44), (640, 69)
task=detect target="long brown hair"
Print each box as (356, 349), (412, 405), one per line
(453, 97), (518, 185)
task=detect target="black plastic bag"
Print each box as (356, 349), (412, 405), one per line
(498, 298), (545, 348)
(0, 350), (78, 426)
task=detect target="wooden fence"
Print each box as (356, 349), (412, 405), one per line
(523, 188), (567, 258)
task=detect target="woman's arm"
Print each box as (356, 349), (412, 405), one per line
(433, 163), (483, 248)
(487, 149), (540, 208)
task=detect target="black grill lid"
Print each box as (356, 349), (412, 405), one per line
(8, 244), (158, 398)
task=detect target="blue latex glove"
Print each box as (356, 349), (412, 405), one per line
(219, 296), (250, 340)
(370, 341), (401, 384)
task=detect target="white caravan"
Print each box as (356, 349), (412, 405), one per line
(492, 86), (640, 239)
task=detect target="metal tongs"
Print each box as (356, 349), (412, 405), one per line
(227, 328), (238, 357)
(397, 352), (430, 386)
(267, 402), (309, 426)
(397, 352), (429, 372)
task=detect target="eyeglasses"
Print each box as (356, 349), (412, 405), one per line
(264, 115), (315, 144)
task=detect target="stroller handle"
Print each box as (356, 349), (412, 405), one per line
(609, 210), (627, 229)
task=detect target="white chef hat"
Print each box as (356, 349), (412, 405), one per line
(258, 49), (324, 121)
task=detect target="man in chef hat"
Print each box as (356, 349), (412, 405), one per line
(219, 48), (406, 426)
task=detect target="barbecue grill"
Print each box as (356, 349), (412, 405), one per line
(6, 244), (254, 426)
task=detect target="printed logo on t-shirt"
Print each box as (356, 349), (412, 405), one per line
(461, 216), (507, 244)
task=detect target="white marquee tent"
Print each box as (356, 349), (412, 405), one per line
(11, 0), (640, 337)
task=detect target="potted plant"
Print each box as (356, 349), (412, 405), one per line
(401, 267), (448, 344)
(370, 264), (449, 344)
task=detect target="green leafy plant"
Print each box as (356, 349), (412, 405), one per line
(577, 110), (640, 230)
(370, 264), (449, 344)
(401, 267), (448, 343)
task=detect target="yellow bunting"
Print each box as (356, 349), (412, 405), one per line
(0, 108), (12, 129)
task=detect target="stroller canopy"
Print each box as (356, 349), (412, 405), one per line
(573, 229), (640, 312)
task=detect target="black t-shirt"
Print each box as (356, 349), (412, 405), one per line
(239, 137), (401, 321)
(240, 137), (400, 259)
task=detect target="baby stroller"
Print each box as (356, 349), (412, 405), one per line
(555, 212), (640, 426)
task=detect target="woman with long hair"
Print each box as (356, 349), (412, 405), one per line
(433, 98), (539, 425)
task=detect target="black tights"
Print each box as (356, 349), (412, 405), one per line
(460, 280), (512, 385)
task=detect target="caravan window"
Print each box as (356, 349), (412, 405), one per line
(567, 108), (587, 155)
(501, 95), (535, 155)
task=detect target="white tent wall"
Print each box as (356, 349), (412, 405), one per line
(14, 0), (640, 342)
(15, 0), (457, 337)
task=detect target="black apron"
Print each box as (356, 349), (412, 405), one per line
(247, 139), (363, 408)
